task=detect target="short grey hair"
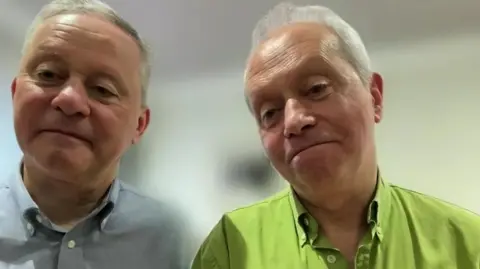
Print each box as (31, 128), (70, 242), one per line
(22, 0), (151, 106)
(248, 2), (371, 85)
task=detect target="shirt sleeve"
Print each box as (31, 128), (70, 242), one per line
(191, 216), (230, 269)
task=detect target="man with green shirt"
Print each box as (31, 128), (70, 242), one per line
(192, 3), (480, 269)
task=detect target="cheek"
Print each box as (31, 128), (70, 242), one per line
(261, 132), (296, 180)
(337, 96), (374, 150)
(91, 107), (136, 148)
(13, 80), (48, 107)
(13, 85), (49, 131)
(316, 93), (367, 153)
(14, 83), (39, 106)
(91, 108), (119, 136)
(261, 132), (285, 164)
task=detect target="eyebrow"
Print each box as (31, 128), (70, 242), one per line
(247, 54), (339, 112)
(296, 54), (336, 75)
(26, 43), (70, 65)
(248, 90), (281, 115)
(27, 47), (129, 92)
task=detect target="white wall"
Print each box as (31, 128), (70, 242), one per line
(138, 33), (480, 245)
(375, 34), (480, 210)
(0, 60), (23, 172)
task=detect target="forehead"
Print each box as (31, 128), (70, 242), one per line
(245, 23), (341, 93)
(23, 14), (142, 77)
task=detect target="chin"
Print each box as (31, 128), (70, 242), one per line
(292, 146), (346, 170)
(292, 157), (332, 173)
(295, 166), (334, 183)
(289, 157), (345, 185)
(30, 148), (93, 178)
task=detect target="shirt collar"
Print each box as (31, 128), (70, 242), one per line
(289, 170), (392, 247)
(8, 161), (121, 235)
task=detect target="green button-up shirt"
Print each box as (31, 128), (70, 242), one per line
(192, 177), (480, 269)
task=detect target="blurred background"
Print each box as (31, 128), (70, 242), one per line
(1, 0), (479, 262)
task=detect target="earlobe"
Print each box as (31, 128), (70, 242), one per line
(11, 78), (17, 98)
(138, 108), (150, 134)
(131, 108), (151, 145)
(370, 73), (384, 123)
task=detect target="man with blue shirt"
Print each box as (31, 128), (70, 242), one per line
(0, 0), (188, 268)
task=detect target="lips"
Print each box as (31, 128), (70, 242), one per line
(42, 129), (89, 143)
(286, 141), (335, 164)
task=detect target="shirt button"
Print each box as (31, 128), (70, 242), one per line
(35, 214), (43, 223)
(100, 218), (108, 228)
(26, 222), (35, 235)
(67, 240), (76, 249)
(304, 218), (309, 226)
(326, 255), (336, 263)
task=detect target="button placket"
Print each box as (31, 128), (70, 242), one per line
(58, 231), (85, 269)
(355, 246), (371, 268)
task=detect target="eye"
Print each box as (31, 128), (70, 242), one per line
(309, 83), (328, 94)
(93, 85), (115, 97)
(307, 83), (333, 99)
(35, 69), (62, 82)
(260, 108), (281, 128)
(87, 78), (118, 100)
(261, 109), (276, 121)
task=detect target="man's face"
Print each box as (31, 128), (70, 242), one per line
(245, 23), (383, 199)
(13, 14), (149, 181)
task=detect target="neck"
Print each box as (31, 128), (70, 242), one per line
(302, 166), (378, 233)
(22, 161), (114, 226)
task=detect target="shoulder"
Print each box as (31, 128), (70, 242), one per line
(391, 184), (480, 225)
(112, 182), (193, 266)
(0, 177), (16, 221)
(225, 188), (291, 224)
(194, 190), (291, 268)
(113, 181), (187, 232)
(390, 184), (480, 247)
(199, 189), (291, 250)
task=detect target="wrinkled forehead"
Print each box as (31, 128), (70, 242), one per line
(244, 23), (341, 94)
(20, 13), (143, 90)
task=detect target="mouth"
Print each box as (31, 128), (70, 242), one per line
(287, 141), (336, 164)
(41, 129), (89, 143)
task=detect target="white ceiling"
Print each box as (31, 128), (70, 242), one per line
(1, 0), (479, 80)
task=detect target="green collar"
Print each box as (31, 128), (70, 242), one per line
(289, 172), (391, 247)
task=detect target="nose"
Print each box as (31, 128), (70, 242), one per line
(283, 99), (316, 138)
(50, 78), (91, 117)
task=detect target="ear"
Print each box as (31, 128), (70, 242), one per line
(370, 72), (384, 123)
(11, 78), (17, 98)
(131, 107), (150, 145)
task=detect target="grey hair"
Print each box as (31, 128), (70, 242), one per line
(248, 2), (371, 85)
(22, 0), (151, 107)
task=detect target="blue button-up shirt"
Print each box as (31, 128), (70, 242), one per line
(0, 168), (189, 269)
